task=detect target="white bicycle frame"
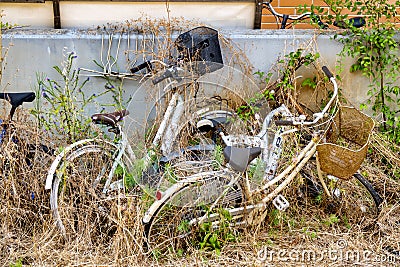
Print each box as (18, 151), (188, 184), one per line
(45, 68), (205, 196)
(143, 72), (338, 225)
(45, 126), (135, 193)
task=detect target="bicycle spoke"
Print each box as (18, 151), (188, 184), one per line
(145, 173), (244, 257)
(50, 142), (127, 244)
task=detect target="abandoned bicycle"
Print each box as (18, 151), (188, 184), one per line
(44, 27), (381, 253)
(142, 66), (382, 254)
(44, 26), (259, 242)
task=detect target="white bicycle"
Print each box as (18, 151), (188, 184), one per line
(44, 26), (259, 243)
(141, 66), (382, 254)
(44, 27), (381, 252)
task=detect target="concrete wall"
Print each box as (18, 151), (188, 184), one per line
(0, 27), (378, 126)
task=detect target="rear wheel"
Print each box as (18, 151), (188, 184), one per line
(49, 141), (131, 243)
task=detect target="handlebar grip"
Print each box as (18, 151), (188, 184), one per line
(130, 61), (152, 74)
(275, 120), (294, 126)
(322, 66), (334, 79)
(312, 15), (328, 29)
(152, 69), (172, 85)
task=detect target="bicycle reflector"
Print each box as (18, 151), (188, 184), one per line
(156, 190), (163, 200)
(174, 26), (223, 74)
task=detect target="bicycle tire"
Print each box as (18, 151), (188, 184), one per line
(49, 141), (132, 243)
(144, 172), (244, 256)
(303, 168), (382, 224)
(162, 95), (250, 155)
(329, 172), (382, 225)
(351, 173), (382, 213)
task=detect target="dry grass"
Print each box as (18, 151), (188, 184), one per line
(0, 111), (399, 266)
(1, 17), (399, 267)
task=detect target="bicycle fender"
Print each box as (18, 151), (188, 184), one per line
(45, 138), (97, 190)
(142, 171), (222, 224)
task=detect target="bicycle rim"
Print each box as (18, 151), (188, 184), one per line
(144, 173), (243, 257)
(50, 141), (126, 243)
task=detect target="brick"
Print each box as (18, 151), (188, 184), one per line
(313, 0), (329, 7)
(261, 23), (280, 29)
(293, 23), (316, 29)
(261, 15), (280, 23)
(280, 0), (311, 7)
(267, 0), (279, 7)
(263, 7), (298, 16)
(334, 8), (361, 16)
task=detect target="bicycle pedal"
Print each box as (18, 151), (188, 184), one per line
(272, 194), (290, 211)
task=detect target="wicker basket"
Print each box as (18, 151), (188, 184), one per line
(316, 106), (374, 180)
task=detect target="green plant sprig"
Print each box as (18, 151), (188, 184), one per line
(303, 0), (400, 144)
(31, 51), (113, 143)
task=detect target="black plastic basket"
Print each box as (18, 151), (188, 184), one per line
(175, 26), (223, 74)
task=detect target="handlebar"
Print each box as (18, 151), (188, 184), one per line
(152, 66), (184, 85)
(322, 66), (333, 79)
(263, 0), (327, 29)
(333, 17), (366, 29)
(130, 60), (153, 74)
(152, 69), (173, 85)
(263, 0), (365, 29)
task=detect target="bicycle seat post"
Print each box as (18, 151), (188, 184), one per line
(8, 105), (18, 122)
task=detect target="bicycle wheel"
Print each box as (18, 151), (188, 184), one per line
(303, 167), (382, 225)
(334, 173), (382, 222)
(50, 141), (131, 243)
(144, 172), (244, 256)
(162, 95), (251, 157)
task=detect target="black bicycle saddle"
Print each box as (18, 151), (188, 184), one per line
(0, 92), (36, 107)
(223, 146), (262, 172)
(91, 109), (130, 127)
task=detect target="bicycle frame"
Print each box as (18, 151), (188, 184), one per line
(263, 0), (316, 29)
(143, 67), (338, 225)
(45, 75), (195, 194)
(142, 107), (319, 225)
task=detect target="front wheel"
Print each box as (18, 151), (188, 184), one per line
(144, 172), (244, 257)
(336, 173), (382, 222)
(304, 169), (382, 225)
(49, 141), (132, 243)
